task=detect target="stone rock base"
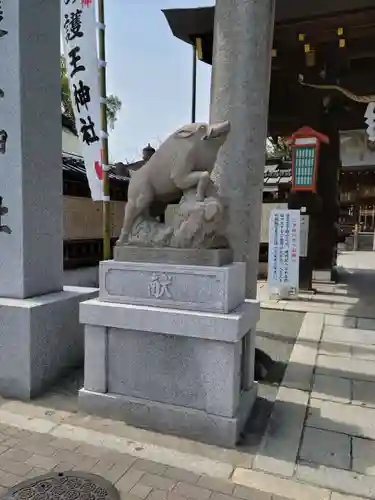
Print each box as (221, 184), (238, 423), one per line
(79, 386), (257, 448)
(113, 246), (233, 267)
(0, 286), (97, 399)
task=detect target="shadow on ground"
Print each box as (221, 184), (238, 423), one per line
(336, 251), (375, 327)
(31, 308), (304, 459)
(240, 309), (304, 452)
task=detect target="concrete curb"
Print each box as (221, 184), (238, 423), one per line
(232, 468), (331, 500)
(252, 313), (324, 477)
(260, 300), (375, 319)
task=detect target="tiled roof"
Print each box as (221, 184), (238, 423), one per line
(62, 153), (130, 183)
(264, 162), (292, 185)
(62, 150), (292, 187)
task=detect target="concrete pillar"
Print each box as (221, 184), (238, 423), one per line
(0, 0), (96, 399)
(0, 0), (63, 299)
(210, 0), (275, 299)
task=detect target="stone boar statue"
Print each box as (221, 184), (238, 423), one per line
(117, 121), (230, 245)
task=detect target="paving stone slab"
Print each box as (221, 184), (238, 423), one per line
(280, 343), (317, 392)
(253, 387), (308, 477)
(352, 437), (375, 476)
(296, 463), (375, 499)
(307, 398), (375, 440)
(233, 485), (271, 500)
(357, 318), (375, 331)
(311, 374), (351, 404)
(299, 427), (350, 469)
(298, 313), (324, 342)
(319, 341), (351, 358)
(352, 380), (375, 408)
(325, 315), (357, 328)
(351, 344), (375, 361)
(323, 326), (375, 346)
(316, 354), (375, 382)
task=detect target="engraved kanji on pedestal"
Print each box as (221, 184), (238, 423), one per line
(0, 196), (11, 234)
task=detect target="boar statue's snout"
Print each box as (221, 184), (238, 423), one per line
(203, 121), (230, 140)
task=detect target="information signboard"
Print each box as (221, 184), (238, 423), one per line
(268, 209), (300, 298)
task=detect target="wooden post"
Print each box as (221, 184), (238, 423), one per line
(98, 0), (111, 260)
(191, 41), (197, 123)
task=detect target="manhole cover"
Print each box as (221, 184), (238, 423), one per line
(0, 471), (120, 500)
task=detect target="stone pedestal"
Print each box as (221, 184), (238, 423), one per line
(79, 260), (259, 447)
(99, 260), (245, 313)
(0, 0), (97, 399)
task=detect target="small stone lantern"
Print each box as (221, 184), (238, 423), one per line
(142, 143), (155, 162)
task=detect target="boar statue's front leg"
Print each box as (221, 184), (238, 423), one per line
(172, 171), (210, 202)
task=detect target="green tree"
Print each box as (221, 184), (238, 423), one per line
(60, 56), (122, 130)
(266, 136), (292, 160)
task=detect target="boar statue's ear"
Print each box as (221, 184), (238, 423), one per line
(174, 124), (206, 139)
(174, 127), (196, 139)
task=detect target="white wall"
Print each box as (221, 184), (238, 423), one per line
(62, 127), (82, 157)
(64, 267), (98, 288)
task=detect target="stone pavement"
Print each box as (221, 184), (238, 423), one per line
(257, 251), (375, 320)
(249, 311), (375, 499)
(0, 409), (291, 500)
(0, 251), (373, 500)
(247, 251), (375, 499)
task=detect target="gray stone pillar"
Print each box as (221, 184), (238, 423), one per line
(210, 0), (275, 299)
(0, 0), (63, 299)
(0, 0), (97, 400)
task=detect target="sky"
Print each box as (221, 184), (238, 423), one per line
(104, 0), (214, 163)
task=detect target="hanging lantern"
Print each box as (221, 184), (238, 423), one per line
(286, 126), (330, 193)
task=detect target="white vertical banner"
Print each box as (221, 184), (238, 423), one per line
(268, 209), (300, 298)
(61, 0), (103, 201)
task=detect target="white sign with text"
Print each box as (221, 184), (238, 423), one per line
(268, 209), (300, 298)
(61, 0), (103, 201)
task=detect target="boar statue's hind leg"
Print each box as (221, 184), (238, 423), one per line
(117, 190), (153, 245)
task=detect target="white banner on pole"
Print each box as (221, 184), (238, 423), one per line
(268, 209), (300, 298)
(61, 0), (103, 201)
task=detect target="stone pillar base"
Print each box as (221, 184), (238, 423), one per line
(0, 286), (97, 400)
